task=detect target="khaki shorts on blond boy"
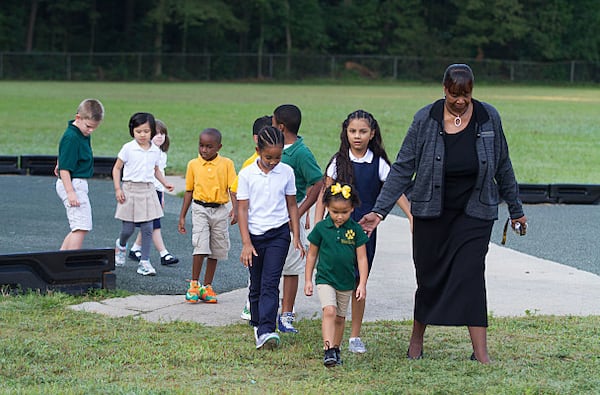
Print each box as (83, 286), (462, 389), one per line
(56, 178), (92, 231)
(317, 284), (352, 317)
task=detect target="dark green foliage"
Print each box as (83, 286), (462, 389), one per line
(0, 0), (598, 63)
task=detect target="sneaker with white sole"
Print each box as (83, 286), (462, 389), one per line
(278, 312), (298, 333)
(255, 332), (280, 350)
(137, 260), (156, 276)
(348, 337), (367, 353)
(240, 301), (251, 320)
(115, 238), (127, 267)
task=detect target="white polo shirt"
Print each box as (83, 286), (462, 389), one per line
(237, 159), (296, 235)
(118, 140), (161, 183)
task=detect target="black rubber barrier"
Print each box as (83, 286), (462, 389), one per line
(17, 155), (117, 178)
(0, 155), (24, 175)
(0, 248), (116, 295)
(519, 183), (600, 204)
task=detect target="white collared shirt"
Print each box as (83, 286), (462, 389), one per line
(118, 140), (161, 183)
(326, 148), (390, 181)
(237, 159), (296, 235)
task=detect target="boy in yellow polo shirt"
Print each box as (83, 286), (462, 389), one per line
(178, 128), (237, 303)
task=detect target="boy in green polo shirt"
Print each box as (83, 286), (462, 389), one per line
(55, 98), (104, 250)
(304, 183), (369, 367)
(273, 103), (324, 333)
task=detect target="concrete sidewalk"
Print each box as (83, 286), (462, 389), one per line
(70, 214), (600, 325)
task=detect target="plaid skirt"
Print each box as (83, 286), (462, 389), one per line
(115, 181), (163, 223)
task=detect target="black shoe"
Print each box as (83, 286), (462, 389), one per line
(324, 348), (337, 367)
(406, 348), (423, 360)
(161, 253), (179, 265)
(128, 250), (141, 262)
(334, 347), (343, 366)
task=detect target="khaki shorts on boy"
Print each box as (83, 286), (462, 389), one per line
(56, 178), (92, 231)
(282, 215), (308, 275)
(317, 284), (352, 317)
(191, 203), (230, 260)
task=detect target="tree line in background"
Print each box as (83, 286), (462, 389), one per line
(1, 0), (599, 64)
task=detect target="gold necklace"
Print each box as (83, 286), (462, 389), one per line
(445, 103), (470, 127)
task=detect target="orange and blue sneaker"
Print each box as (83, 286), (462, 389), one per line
(201, 284), (218, 303)
(185, 280), (201, 304)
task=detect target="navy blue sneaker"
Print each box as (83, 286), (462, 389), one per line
(278, 312), (298, 333)
(323, 348), (337, 367)
(334, 347), (343, 365)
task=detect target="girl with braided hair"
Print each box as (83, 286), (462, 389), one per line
(237, 126), (304, 350)
(315, 109), (411, 354)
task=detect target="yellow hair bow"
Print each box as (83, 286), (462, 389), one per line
(330, 183), (351, 199)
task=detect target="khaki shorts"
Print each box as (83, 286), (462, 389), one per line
(282, 215), (308, 275)
(56, 178), (92, 231)
(191, 203), (230, 260)
(317, 284), (352, 318)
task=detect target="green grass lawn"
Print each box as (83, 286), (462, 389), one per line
(1, 292), (599, 394)
(1, 81), (599, 183)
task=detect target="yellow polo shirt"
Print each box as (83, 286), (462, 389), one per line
(229, 152), (258, 194)
(184, 154), (236, 204)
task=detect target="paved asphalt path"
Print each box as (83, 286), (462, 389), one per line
(1, 175), (599, 296)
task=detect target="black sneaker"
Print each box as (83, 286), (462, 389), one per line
(323, 348), (337, 367)
(128, 250), (141, 262)
(160, 253), (179, 265)
(334, 347), (343, 365)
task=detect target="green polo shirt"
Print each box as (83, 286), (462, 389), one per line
(282, 136), (322, 203)
(307, 216), (369, 291)
(57, 120), (94, 178)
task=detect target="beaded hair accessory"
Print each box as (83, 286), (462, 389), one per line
(330, 183), (352, 199)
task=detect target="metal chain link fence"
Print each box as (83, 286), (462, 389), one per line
(1, 52), (598, 83)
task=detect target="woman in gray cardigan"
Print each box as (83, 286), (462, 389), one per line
(360, 64), (527, 364)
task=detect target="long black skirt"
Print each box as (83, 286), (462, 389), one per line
(412, 209), (494, 327)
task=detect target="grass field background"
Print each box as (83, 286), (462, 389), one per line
(1, 81), (599, 183)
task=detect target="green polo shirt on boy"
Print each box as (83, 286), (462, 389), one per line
(57, 120), (94, 178)
(307, 216), (369, 291)
(282, 136), (322, 203)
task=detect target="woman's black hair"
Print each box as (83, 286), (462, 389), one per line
(322, 182), (361, 208)
(128, 112), (156, 138)
(256, 125), (284, 151)
(443, 64), (474, 96)
(325, 109), (390, 185)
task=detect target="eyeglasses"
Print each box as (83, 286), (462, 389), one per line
(501, 218), (527, 245)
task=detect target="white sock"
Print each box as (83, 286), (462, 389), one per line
(131, 243), (141, 252)
(159, 249), (169, 257)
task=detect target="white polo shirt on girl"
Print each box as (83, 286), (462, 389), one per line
(118, 140), (161, 183)
(237, 159), (296, 235)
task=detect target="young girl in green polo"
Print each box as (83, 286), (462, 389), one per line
(304, 183), (369, 367)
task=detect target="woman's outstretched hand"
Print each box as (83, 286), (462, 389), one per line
(359, 212), (382, 237)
